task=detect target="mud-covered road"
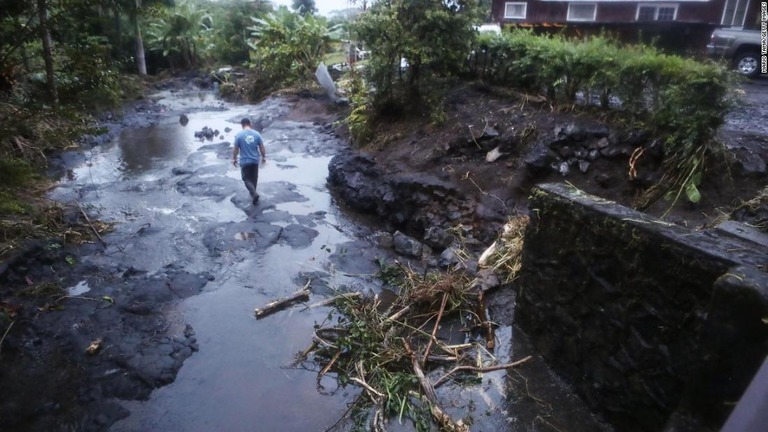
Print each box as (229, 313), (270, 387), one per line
(0, 84), (603, 432)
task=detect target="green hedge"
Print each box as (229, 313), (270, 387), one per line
(471, 30), (737, 207)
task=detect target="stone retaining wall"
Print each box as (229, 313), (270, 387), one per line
(516, 183), (768, 431)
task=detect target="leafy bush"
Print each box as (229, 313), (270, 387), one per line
(344, 72), (373, 145)
(247, 7), (338, 88)
(145, 0), (217, 69)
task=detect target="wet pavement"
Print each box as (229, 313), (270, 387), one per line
(46, 87), (608, 432)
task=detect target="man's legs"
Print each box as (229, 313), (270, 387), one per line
(240, 164), (260, 204)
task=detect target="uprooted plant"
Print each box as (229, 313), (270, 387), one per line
(293, 249), (531, 431)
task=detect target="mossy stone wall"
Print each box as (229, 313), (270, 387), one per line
(516, 183), (768, 431)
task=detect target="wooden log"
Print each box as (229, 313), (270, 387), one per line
(254, 288), (310, 319)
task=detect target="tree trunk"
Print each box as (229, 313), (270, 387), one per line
(133, 0), (147, 76)
(37, 0), (58, 110)
(113, 5), (123, 60)
(15, 16), (30, 73)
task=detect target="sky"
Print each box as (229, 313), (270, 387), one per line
(269, 0), (356, 16)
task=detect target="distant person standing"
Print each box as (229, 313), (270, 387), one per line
(232, 118), (266, 205)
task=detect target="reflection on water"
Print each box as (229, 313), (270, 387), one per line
(118, 125), (189, 174)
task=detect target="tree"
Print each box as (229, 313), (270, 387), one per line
(291, 0), (316, 16)
(37, 0), (59, 109)
(354, 0), (482, 109)
(133, 0), (147, 75)
(146, 0), (215, 69)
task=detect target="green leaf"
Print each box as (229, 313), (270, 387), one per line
(65, 256), (76, 265)
(685, 182), (701, 203)
(102, 296), (114, 304)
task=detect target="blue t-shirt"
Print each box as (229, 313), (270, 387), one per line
(234, 129), (263, 166)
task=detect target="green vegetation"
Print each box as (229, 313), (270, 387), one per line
(354, 0), (483, 115)
(471, 30), (738, 208)
(246, 7), (340, 91)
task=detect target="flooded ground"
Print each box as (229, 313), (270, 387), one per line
(41, 86), (609, 432)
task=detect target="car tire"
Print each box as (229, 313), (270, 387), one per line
(734, 51), (760, 78)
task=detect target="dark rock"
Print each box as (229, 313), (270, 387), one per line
(423, 226), (454, 250)
(393, 231), (423, 258)
(471, 268), (501, 292)
(172, 167), (193, 176)
(556, 145), (575, 159)
(438, 247), (460, 268)
(730, 147), (767, 178)
(224, 127), (232, 133)
(179, 114), (189, 126)
(597, 137), (610, 149)
(588, 149), (600, 161)
(600, 146), (623, 158)
(375, 232), (394, 248)
(524, 143), (557, 173)
(554, 123), (586, 142)
(279, 224), (319, 249)
(579, 160), (590, 173)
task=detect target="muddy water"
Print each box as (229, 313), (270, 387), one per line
(50, 89), (606, 432)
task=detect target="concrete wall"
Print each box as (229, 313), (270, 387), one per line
(515, 183), (768, 431)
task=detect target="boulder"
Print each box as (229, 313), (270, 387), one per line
(393, 231), (423, 258)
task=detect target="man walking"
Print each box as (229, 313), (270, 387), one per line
(233, 118), (266, 205)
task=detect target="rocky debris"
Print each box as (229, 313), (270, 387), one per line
(523, 121), (662, 179)
(438, 246), (461, 268)
(328, 152), (480, 242)
(729, 144), (768, 178)
(202, 222), (283, 256)
(0, 247), (210, 431)
(470, 268), (501, 292)
(730, 189), (768, 233)
(393, 231), (424, 258)
(193, 126), (219, 140)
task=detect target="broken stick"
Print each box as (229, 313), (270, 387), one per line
(433, 355), (533, 388)
(76, 201), (107, 247)
(254, 288), (310, 319)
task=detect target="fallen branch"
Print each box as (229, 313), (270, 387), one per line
(255, 287), (311, 319)
(410, 354), (468, 432)
(308, 292), (362, 309)
(433, 355), (533, 388)
(385, 305), (410, 322)
(319, 350), (342, 377)
(422, 292), (448, 365)
(75, 201), (106, 247)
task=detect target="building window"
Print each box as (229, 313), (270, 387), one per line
(504, 2), (527, 19)
(567, 3), (597, 22)
(722, 0), (751, 27)
(636, 4), (678, 22)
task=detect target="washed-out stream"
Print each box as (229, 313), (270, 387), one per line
(49, 87), (607, 432)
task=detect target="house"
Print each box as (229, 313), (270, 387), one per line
(491, 0), (760, 52)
